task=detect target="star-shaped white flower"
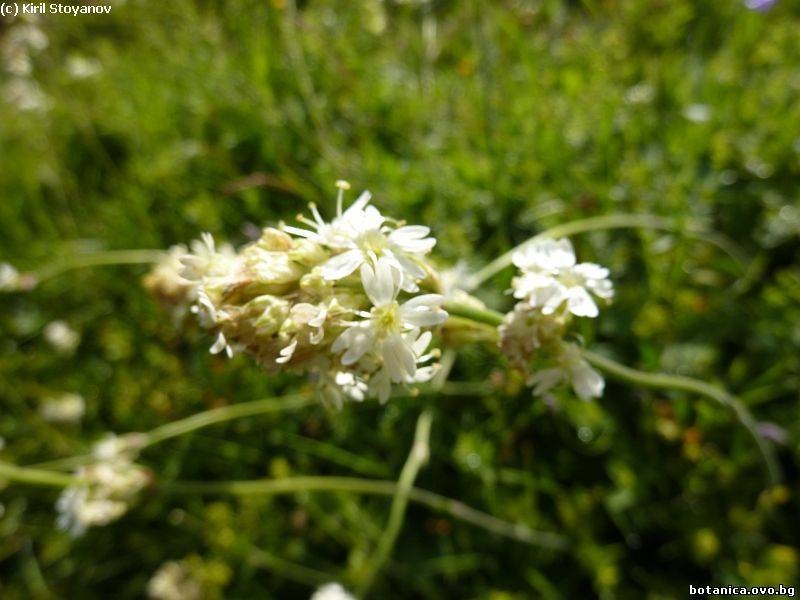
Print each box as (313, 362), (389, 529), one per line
(331, 258), (446, 392)
(285, 184), (436, 292)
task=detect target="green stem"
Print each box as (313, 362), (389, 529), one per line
(34, 249), (165, 283)
(0, 461), (76, 487)
(162, 476), (567, 550)
(142, 393), (316, 446)
(444, 301), (503, 328)
(444, 302), (780, 484)
(580, 349), (782, 486)
(356, 410), (433, 596)
(27, 384), (487, 472)
(465, 214), (745, 291)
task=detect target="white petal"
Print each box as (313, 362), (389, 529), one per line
(539, 285), (568, 314)
(342, 191), (372, 219)
(276, 339), (298, 364)
(322, 250), (364, 280)
(209, 332), (228, 355)
(411, 330), (433, 356)
(566, 286), (599, 318)
(382, 334), (417, 381)
(528, 368), (563, 396)
(361, 258), (396, 306)
(571, 362), (605, 400)
(574, 262), (609, 280)
(400, 294), (447, 327)
(341, 329), (376, 365)
(387, 251), (424, 280)
(371, 368), (392, 403)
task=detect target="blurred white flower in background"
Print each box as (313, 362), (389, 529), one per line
(147, 561), (202, 600)
(1, 19), (51, 112)
(3, 78), (50, 112)
(39, 393), (85, 424)
(310, 582), (356, 600)
(66, 54), (103, 79)
(44, 320), (81, 355)
(0, 262), (37, 292)
(0, 263), (22, 291)
(682, 103), (712, 123)
(56, 453), (149, 537)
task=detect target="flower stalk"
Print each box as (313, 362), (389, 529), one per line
(355, 409), (433, 595)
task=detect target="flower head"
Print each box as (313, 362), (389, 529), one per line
(44, 320), (80, 355)
(0, 262), (37, 292)
(39, 393), (85, 424)
(148, 561), (202, 600)
(145, 182), (447, 406)
(512, 238), (613, 318)
(56, 443), (149, 537)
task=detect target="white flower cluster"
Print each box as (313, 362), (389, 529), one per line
(310, 583), (355, 600)
(0, 262), (37, 292)
(44, 320), (81, 355)
(147, 560), (202, 600)
(1, 18), (51, 112)
(500, 238), (612, 401)
(39, 393), (85, 424)
(145, 182), (447, 406)
(55, 434), (149, 537)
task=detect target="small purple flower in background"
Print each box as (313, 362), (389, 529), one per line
(745, 0), (778, 12)
(756, 422), (789, 445)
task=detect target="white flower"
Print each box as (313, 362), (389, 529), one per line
(66, 54), (102, 79)
(286, 183), (436, 291)
(4, 78), (50, 112)
(179, 233), (237, 283)
(527, 343), (605, 401)
(44, 320), (80, 354)
(310, 583), (355, 600)
(0, 263), (22, 291)
(39, 393), (85, 424)
(92, 433), (146, 462)
(317, 369), (370, 408)
(56, 457), (149, 537)
(331, 259), (446, 387)
(148, 561), (202, 600)
(512, 238), (613, 318)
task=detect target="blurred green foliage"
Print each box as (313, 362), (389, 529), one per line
(1, 0), (799, 597)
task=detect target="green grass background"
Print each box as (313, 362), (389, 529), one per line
(1, 0), (799, 597)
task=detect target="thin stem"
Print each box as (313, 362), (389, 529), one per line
(142, 393), (316, 446)
(245, 546), (335, 587)
(0, 461), (76, 487)
(356, 410), (433, 595)
(162, 476), (568, 550)
(443, 301), (503, 328)
(581, 349), (782, 486)
(443, 302), (781, 485)
(34, 249), (165, 283)
(465, 214), (745, 291)
(27, 385), (487, 472)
